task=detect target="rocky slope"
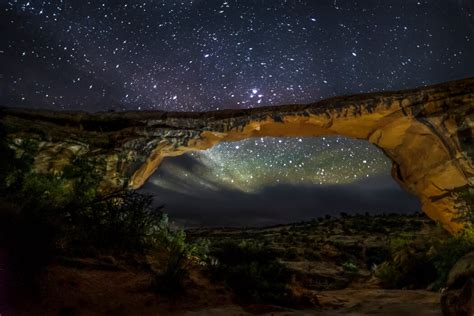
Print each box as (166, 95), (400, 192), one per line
(1, 78), (473, 231)
(9, 214), (443, 316)
(188, 213), (433, 291)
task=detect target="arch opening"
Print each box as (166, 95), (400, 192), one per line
(1, 78), (472, 232)
(142, 136), (421, 227)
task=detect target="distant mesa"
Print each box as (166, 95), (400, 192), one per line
(1, 78), (473, 232)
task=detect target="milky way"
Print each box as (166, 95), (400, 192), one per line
(2, 0), (473, 225)
(152, 137), (389, 194)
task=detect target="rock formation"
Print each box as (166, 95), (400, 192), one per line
(440, 251), (474, 316)
(0, 78), (473, 232)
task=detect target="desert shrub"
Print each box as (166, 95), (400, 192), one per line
(210, 240), (294, 306)
(341, 260), (358, 273)
(152, 214), (209, 294)
(61, 156), (104, 204)
(63, 190), (166, 255)
(375, 231), (438, 289)
(376, 226), (474, 289)
(454, 186), (474, 225)
(428, 227), (474, 289)
(0, 136), (70, 301)
(0, 135), (171, 255)
(375, 262), (400, 288)
(19, 173), (72, 211)
(375, 248), (436, 289)
(364, 246), (391, 268)
(0, 130), (209, 301)
(0, 136), (38, 193)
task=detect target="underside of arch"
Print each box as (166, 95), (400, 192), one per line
(1, 78), (473, 232)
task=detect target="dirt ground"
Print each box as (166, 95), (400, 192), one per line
(179, 289), (441, 316)
(8, 261), (442, 316)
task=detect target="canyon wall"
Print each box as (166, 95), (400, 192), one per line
(1, 78), (473, 232)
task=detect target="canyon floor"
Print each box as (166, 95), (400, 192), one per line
(13, 213), (444, 316)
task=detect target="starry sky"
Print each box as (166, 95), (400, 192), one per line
(1, 0), (474, 226)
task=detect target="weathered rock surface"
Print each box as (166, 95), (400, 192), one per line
(0, 78), (473, 231)
(440, 251), (474, 316)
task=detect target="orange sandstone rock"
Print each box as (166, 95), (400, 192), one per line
(1, 78), (473, 232)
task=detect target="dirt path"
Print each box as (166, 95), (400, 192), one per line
(179, 289), (441, 316)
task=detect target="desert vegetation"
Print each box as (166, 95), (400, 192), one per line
(1, 128), (473, 314)
(209, 239), (297, 306)
(0, 133), (207, 307)
(190, 212), (474, 297)
(375, 226), (474, 290)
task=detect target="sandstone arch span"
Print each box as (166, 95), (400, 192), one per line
(1, 78), (473, 232)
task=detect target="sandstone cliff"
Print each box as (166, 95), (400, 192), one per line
(1, 78), (473, 232)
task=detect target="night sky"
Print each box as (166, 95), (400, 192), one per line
(2, 0), (474, 226)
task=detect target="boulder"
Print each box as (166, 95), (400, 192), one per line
(441, 251), (474, 316)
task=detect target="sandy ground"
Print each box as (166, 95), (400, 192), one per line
(179, 289), (441, 316)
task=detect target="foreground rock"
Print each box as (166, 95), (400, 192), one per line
(441, 251), (474, 316)
(1, 78), (473, 231)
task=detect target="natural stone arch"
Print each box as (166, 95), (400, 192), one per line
(1, 78), (473, 232)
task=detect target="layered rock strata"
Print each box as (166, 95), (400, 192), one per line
(1, 78), (473, 232)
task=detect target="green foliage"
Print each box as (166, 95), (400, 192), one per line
(0, 129), (209, 300)
(20, 173), (71, 210)
(376, 225), (474, 290)
(0, 135), (39, 192)
(64, 190), (166, 254)
(454, 186), (474, 226)
(375, 248), (437, 289)
(0, 131), (66, 300)
(210, 240), (294, 306)
(389, 232), (416, 253)
(341, 260), (358, 273)
(152, 219), (209, 294)
(0, 135), (170, 255)
(0, 132), (194, 256)
(428, 227), (474, 289)
(62, 156), (103, 204)
(375, 262), (400, 289)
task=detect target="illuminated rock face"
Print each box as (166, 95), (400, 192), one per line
(1, 78), (473, 232)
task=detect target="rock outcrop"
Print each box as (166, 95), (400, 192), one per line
(0, 78), (473, 232)
(440, 251), (474, 316)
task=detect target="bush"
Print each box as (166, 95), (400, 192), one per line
(454, 186), (474, 225)
(0, 135), (167, 255)
(0, 128), (210, 301)
(63, 190), (166, 254)
(341, 261), (358, 273)
(152, 214), (209, 294)
(210, 240), (295, 306)
(375, 226), (474, 290)
(429, 228), (474, 289)
(365, 246), (391, 268)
